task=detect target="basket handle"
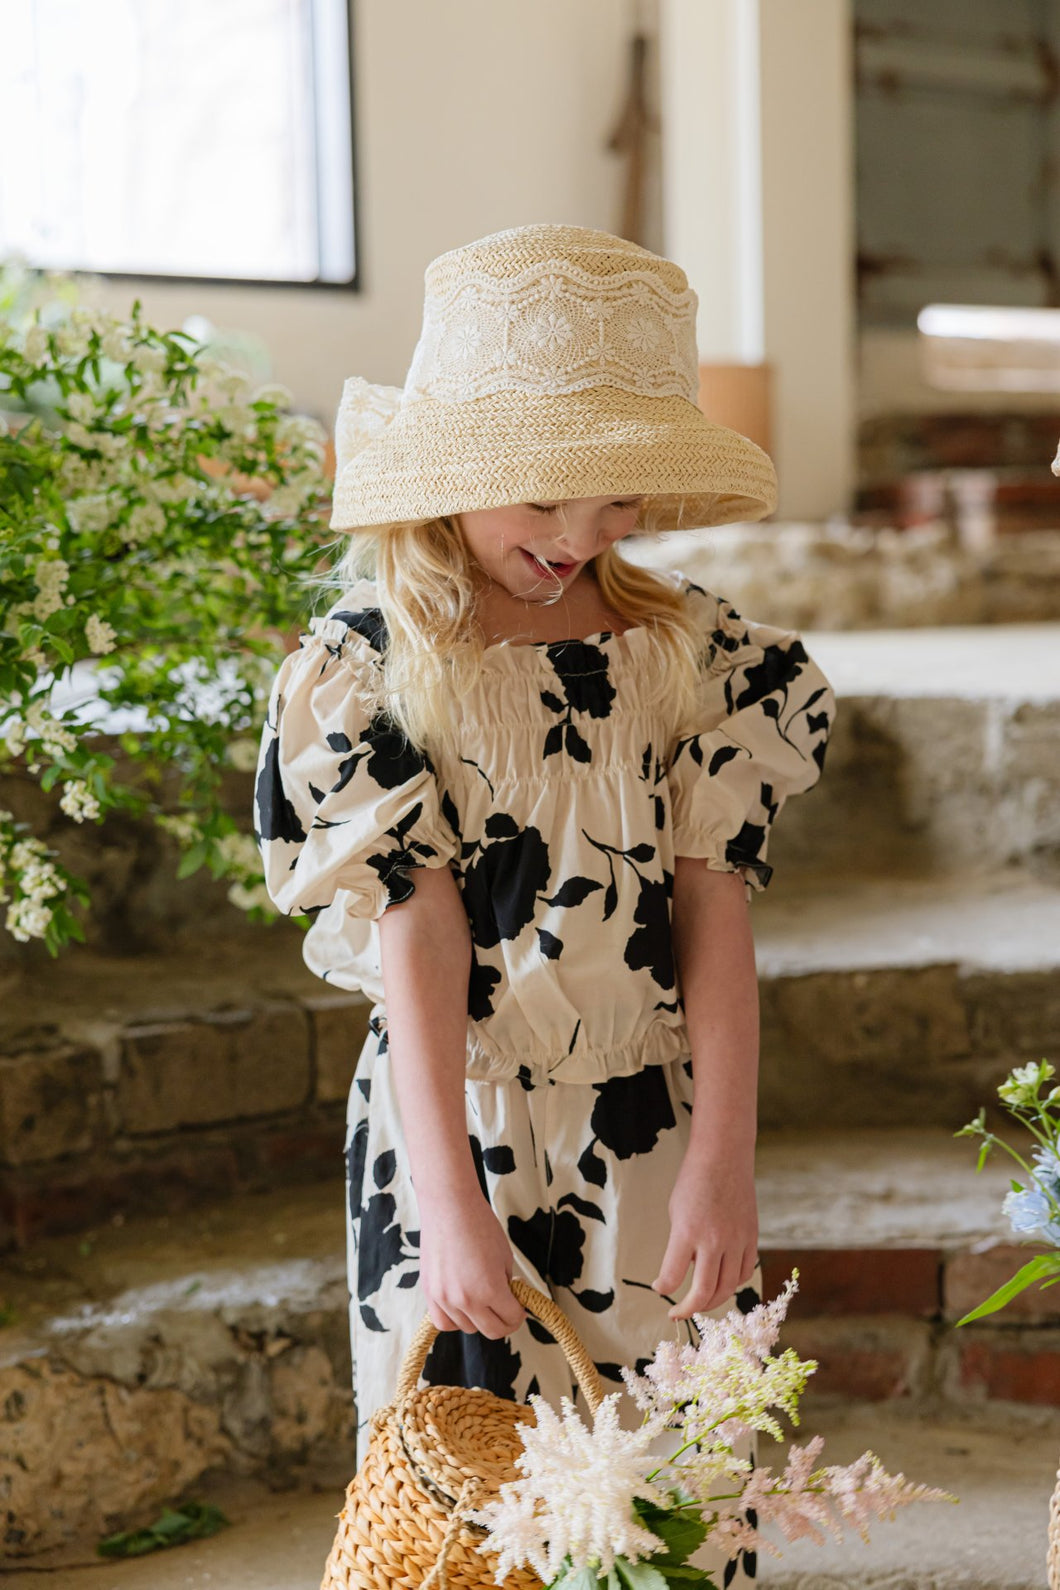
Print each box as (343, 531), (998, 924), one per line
(394, 1277), (605, 1413)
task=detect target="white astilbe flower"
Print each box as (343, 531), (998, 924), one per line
(470, 1393), (669, 1581)
(818, 1453), (950, 1541)
(85, 614), (117, 655)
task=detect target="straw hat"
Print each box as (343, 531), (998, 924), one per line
(330, 223), (777, 534)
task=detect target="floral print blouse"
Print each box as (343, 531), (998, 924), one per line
(254, 576), (835, 1085)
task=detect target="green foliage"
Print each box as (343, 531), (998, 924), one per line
(957, 1058), (1060, 1321)
(0, 263), (337, 951)
(97, 1501), (230, 1558)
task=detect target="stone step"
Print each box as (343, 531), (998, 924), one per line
(5, 1405), (1056, 1589)
(2, 1129), (1056, 1557)
(4, 621), (1059, 966)
(769, 621), (1060, 879)
(3, 868), (1057, 1243)
(753, 867), (1060, 1129)
(0, 1179), (353, 1559)
(757, 1401), (1058, 1590)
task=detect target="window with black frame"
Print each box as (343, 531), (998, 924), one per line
(0, 0), (357, 288)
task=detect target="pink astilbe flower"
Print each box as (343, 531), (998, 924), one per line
(700, 1438), (952, 1563)
(623, 1274), (810, 1452)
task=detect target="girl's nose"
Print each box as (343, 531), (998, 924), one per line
(554, 516), (623, 562)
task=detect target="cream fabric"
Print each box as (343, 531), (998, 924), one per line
(254, 576), (835, 1085)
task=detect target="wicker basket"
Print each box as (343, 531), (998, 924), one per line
(320, 1279), (605, 1590)
(1049, 1460), (1060, 1590)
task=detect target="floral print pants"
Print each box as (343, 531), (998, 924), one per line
(344, 1018), (760, 1585)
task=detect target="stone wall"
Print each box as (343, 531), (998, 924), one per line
(630, 522), (1060, 630)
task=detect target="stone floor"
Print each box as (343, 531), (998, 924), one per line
(4, 1406), (1054, 1590)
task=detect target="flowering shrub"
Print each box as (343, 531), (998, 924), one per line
(471, 1276), (950, 1587)
(0, 270), (332, 952)
(956, 1058), (1060, 1323)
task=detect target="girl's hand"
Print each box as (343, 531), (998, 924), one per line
(419, 1190), (526, 1338)
(652, 1147), (758, 1320)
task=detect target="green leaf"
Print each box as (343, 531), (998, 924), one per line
(553, 1567), (601, 1590)
(632, 1500), (707, 1568)
(616, 1560), (669, 1590)
(956, 1254), (1060, 1325)
(176, 840), (207, 879)
(97, 1502), (229, 1558)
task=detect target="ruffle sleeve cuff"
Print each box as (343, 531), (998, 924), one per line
(667, 590), (836, 892)
(253, 616), (460, 923)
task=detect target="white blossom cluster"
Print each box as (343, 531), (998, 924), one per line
(59, 779), (101, 823)
(0, 830), (64, 942)
(215, 828), (272, 914)
(2, 288), (330, 952)
(4, 700), (78, 761)
(85, 614), (117, 655)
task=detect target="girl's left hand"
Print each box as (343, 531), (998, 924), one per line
(651, 1147), (759, 1320)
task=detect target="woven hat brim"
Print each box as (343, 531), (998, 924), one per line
(330, 387), (776, 534)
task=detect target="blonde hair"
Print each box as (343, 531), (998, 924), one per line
(320, 504), (708, 753)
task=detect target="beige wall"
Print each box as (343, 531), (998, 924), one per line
(88, 0), (634, 425)
(758, 0), (855, 520)
(660, 0), (857, 521)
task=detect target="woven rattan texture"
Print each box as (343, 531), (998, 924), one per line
(329, 223), (777, 535)
(1048, 1460), (1060, 1589)
(320, 1281), (605, 1590)
(319, 1396), (540, 1590)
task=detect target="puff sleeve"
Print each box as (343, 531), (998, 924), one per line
(253, 615), (460, 922)
(667, 587), (836, 890)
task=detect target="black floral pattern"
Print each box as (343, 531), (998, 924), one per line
(256, 577), (834, 1090)
(345, 1025), (763, 1579)
(540, 640), (617, 764)
(460, 813), (553, 948)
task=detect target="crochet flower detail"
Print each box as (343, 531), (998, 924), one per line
(334, 376), (402, 476)
(405, 259), (699, 403)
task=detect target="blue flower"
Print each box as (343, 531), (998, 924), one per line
(1003, 1145), (1060, 1246)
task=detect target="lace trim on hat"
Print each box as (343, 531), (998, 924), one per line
(405, 259), (700, 405)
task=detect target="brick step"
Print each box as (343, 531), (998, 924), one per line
(3, 869), (1057, 1243)
(0, 929), (369, 1247)
(1, 1130), (1055, 1557)
(758, 1127), (1060, 1412)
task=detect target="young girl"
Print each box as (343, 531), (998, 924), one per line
(255, 224), (834, 1583)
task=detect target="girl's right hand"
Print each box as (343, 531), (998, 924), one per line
(419, 1192), (526, 1338)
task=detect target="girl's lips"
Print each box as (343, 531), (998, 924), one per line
(521, 548), (578, 579)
